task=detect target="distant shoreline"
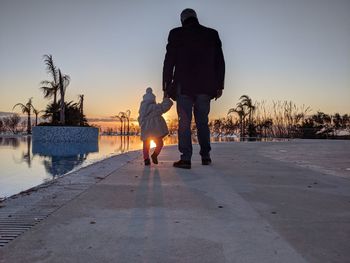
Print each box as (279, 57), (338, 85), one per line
(0, 133), (349, 140)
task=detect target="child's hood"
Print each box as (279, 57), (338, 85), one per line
(143, 87), (156, 102)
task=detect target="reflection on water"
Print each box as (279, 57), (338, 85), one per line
(0, 135), (144, 198)
(0, 136), (21, 148)
(10, 136), (33, 168)
(32, 141), (98, 178)
(0, 134), (286, 198)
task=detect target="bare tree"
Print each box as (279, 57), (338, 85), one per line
(0, 118), (4, 133)
(4, 114), (21, 134)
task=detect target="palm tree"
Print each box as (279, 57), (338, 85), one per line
(41, 54), (70, 125)
(41, 54), (59, 104)
(42, 102), (60, 123)
(78, 94), (84, 126)
(58, 69), (70, 125)
(78, 95), (84, 115)
(239, 95), (255, 124)
(43, 54), (58, 83)
(261, 118), (273, 138)
(13, 98), (33, 134)
(111, 115), (123, 135)
(212, 118), (223, 136)
(32, 107), (43, 126)
(119, 112), (127, 135)
(238, 95), (256, 137)
(40, 80), (59, 104)
(125, 110), (131, 135)
(228, 103), (247, 137)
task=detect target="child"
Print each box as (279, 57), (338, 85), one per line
(138, 87), (173, 165)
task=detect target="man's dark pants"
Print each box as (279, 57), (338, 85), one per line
(177, 94), (211, 161)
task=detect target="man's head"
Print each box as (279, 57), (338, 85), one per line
(180, 8), (197, 24)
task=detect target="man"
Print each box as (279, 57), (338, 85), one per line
(163, 8), (225, 169)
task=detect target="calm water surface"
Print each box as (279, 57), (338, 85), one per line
(0, 135), (279, 199)
(0, 135), (146, 199)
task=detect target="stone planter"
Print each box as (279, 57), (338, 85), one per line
(32, 126), (99, 142)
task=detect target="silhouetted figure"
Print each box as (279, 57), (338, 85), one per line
(163, 8), (225, 169)
(138, 87), (173, 166)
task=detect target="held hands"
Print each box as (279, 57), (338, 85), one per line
(215, 89), (223, 100)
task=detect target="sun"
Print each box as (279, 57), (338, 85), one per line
(150, 140), (156, 148)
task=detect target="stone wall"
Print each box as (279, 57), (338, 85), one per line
(32, 126), (99, 142)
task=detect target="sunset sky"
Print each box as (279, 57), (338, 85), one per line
(1, 0), (349, 120)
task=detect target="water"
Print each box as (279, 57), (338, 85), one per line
(0, 135), (283, 199)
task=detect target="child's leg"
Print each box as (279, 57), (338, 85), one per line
(143, 139), (150, 160)
(153, 137), (164, 156)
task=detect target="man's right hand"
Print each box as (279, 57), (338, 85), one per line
(215, 89), (223, 100)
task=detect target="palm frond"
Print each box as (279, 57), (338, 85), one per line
(43, 54), (58, 83)
(13, 103), (28, 114)
(63, 74), (70, 82)
(40, 86), (53, 98)
(66, 101), (78, 108)
(227, 108), (236, 115)
(62, 74), (70, 91)
(119, 112), (127, 120)
(239, 94), (251, 101)
(27, 98), (33, 110)
(13, 103), (25, 110)
(57, 70), (70, 97)
(40, 80), (51, 85)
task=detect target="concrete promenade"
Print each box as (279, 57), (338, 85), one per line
(1, 140), (350, 262)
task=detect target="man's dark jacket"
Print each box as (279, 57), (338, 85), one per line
(163, 18), (225, 99)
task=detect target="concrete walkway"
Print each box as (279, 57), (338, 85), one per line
(1, 140), (350, 263)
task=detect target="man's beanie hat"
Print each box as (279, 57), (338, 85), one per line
(180, 8), (197, 23)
